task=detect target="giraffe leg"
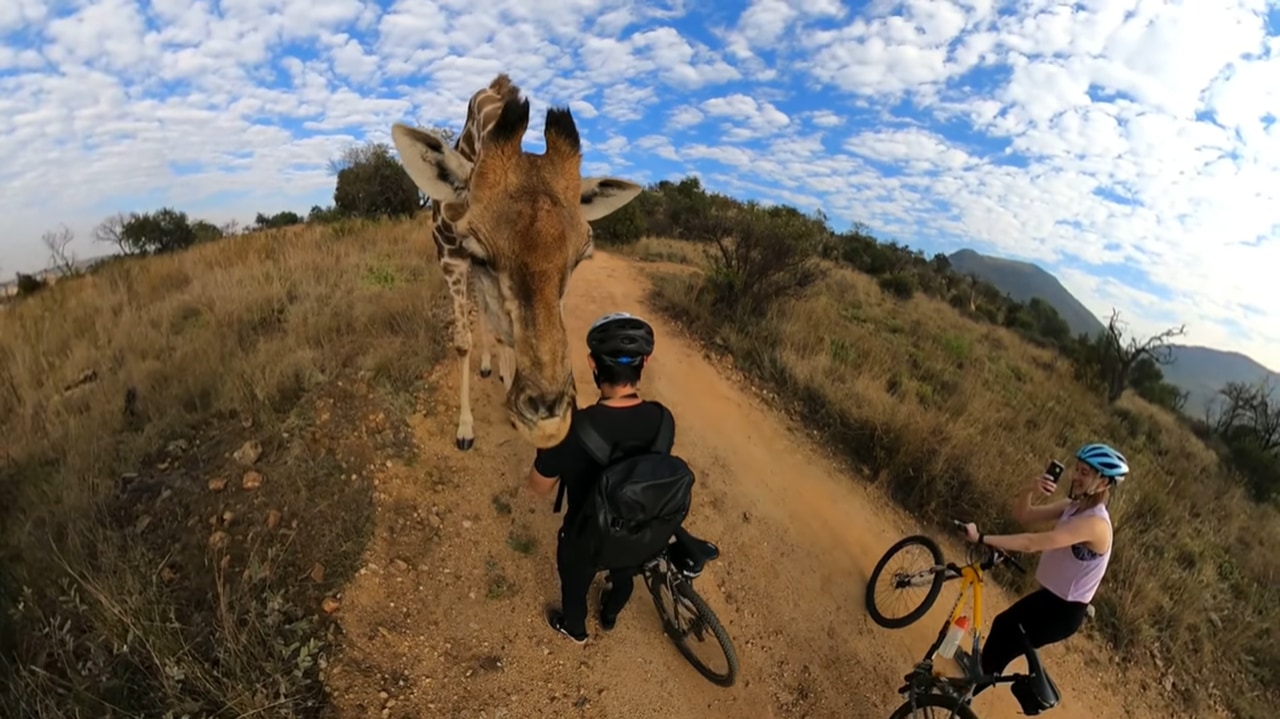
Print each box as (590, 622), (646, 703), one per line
(442, 259), (475, 451)
(499, 344), (516, 392)
(476, 287), (493, 379)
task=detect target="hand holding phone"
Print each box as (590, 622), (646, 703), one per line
(1036, 460), (1064, 496)
(1044, 460), (1065, 483)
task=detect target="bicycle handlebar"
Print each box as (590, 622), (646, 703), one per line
(950, 519), (1028, 574)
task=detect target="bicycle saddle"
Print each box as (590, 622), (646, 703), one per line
(669, 528), (720, 577)
(1011, 624), (1061, 715)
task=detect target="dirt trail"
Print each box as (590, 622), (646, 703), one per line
(322, 251), (1188, 719)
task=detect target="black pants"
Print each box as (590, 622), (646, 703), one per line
(975, 587), (1088, 692)
(556, 528), (639, 636)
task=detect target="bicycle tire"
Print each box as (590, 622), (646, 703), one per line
(888, 692), (979, 719)
(649, 575), (739, 687)
(865, 534), (946, 629)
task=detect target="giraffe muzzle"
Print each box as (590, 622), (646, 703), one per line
(508, 372), (576, 448)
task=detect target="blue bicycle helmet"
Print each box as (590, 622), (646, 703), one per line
(1075, 443), (1129, 483)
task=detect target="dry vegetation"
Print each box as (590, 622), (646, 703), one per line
(0, 218), (448, 717)
(645, 253), (1279, 719)
(3, 171), (1276, 719)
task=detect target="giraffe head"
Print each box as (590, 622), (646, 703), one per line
(391, 81), (643, 449)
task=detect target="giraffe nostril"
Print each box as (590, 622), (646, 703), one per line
(520, 393), (564, 421)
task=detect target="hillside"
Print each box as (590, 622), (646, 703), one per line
(946, 248), (1278, 414)
(1159, 344), (1280, 418)
(0, 219), (1195, 719)
(946, 248), (1106, 337)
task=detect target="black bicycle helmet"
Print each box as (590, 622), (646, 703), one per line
(586, 311), (654, 365)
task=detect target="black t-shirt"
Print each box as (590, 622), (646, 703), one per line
(534, 400), (672, 528)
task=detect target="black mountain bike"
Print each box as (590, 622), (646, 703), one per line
(640, 528), (739, 687)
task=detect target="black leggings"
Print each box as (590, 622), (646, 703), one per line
(556, 528), (639, 636)
(975, 587), (1088, 692)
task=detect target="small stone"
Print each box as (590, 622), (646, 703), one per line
(378, 691), (389, 700)
(233, 440), (262, 466)
(391, 558), (409, 573)
(265, 509), (282, 529)
(241, 470), (263, 490)
(321, 597), (341, 614)
(208, 531), (230, 550)
(310, 563), (326, 583)
(428, 514), (442, 528)
(221, 510), (234, 525)
(461, 520), (473, 529)
(208, 477), (228, 492)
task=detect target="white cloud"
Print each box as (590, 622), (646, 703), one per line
(0, 0), (1278, 371)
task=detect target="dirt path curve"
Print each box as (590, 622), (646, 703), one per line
(322, 251), (1187, 719)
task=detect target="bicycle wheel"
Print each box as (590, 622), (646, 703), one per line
(648, 573), (739, 687)
(865, 534), (946, 629)
(888, 692), (979, 719)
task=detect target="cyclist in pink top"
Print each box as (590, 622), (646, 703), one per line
(959, 442), (1129, 693)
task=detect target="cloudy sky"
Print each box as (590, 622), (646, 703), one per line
(2, 0), (1278, 370)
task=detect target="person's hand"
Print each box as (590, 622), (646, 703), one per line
(963, 522), (980, 543)
(1030, 474), (1058, 497)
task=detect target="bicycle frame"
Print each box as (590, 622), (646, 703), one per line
(920, 560), (986, 665)
(901, 551), (1033, 706)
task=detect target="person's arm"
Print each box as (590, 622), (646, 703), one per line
(1011, 476), (1071, 529)
(526, 462), (558, 497)
(526, 444), (565, 498)
(967, 515), (1107, 554)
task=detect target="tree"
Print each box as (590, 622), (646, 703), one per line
(253, 211), (303, 230)
(191, 220), (224, 243)
(92, 212), (133, 255)
(41, 224), (77, 275)
(119, 208), (197, 254)
(693, 201), (827, 318)
(330, 140), (422, 219)
(15, 273), (46, 296)
(1091, 309), (1187, 403)
(1211, 378), (1280, 453)
(1207, 378), (1280, 502)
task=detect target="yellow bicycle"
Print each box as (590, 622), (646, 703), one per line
(865, 520), (1061, 718)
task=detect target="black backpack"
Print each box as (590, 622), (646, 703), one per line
(555, 403), (695, 570)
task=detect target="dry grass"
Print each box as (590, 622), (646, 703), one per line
(648, 254), (1280, 719)
(0, 217), (448, 717)
(605, 236), (703, 265)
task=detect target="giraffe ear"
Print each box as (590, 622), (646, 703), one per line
(578, 177), (643, 222)
(391, 123), (472, 203)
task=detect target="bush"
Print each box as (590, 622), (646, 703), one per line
(692, 202), (826, 319)
(877, 273), (915, 299)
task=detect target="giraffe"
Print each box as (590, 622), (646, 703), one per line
(390, 74), (643, 451)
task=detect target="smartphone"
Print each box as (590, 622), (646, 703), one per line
(1045, 460), (1065, 483)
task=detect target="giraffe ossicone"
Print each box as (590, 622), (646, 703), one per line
(390, 74), (644, 451)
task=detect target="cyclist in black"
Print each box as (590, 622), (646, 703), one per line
(525, 311), (672, 644)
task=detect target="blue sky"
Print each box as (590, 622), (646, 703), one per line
(2, 0), (1279, 370)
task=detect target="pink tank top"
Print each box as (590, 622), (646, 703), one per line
(1034, 503), (1111, 604)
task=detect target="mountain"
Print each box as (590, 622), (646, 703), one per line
(945, 248), (1278, 415)
(1155, 345), (1279, 418)
(946, 248), (1106, 338)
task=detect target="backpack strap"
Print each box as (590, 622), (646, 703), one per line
(574, 412), (615, 466)
(554, 410), (614, 514)
(553, 402), (675, 514)
(648, 403), (675, 454)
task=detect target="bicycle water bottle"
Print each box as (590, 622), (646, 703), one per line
(937, 615), (970, 659)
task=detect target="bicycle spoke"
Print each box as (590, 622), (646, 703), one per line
(648, 568), (738, 687)
(873, 546), (940, 622)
